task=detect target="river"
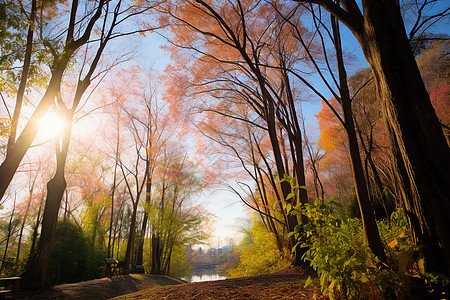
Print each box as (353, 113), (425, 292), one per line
(182, 268), (226, 282)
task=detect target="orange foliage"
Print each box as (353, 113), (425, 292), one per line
(315, 98), (345, 156)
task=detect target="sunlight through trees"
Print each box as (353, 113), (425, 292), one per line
(0, 0), (448, 298)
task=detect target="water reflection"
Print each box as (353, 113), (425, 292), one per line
(182, 268), (226, 282)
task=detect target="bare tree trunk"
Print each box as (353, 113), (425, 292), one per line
(27, 195), (44, 268)
(0, 0), (104, 201)
(21, 106), (73, 289)
(0, 67), (64, 200)
(266, 98), (303, 266)
(123, 202), (138, 274)
(301, 0), (450, 275)
(7, 0), (37, 151)
(107, 158), (118, 258)
(0, 198), (16, 274)
(332, 16), (387, 264)
(356, 120), (391, 218)
(354, 0), (450, 274)
(150, 234), (162, 274)
(21, 172), (67, 290)
(136, 170), (152, 267)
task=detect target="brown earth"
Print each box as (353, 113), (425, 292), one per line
(114, 268), (327, 300)
(16, 274), (185, 299)
(16, 268), (326, 300)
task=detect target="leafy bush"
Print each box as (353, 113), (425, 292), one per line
(227, 218), (290, 278)
(48, 219), (106, 285)
(293, 199), (405, 299)
(48, 220), (89, 285)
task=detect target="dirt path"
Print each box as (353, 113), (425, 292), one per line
(114, 268), (326, 300)
(17, 274), (185, 300)
(16, 268), (325, 299)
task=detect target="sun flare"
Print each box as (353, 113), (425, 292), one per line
(38, 111), (65, 139)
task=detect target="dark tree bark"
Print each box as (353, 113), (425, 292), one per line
(120, 145), (149, 274)
(21, 171), (67, 289)
(27, 195), (44, 268)
(107, 143), (119, 258)
(7, 0), (37, 152)
(21, 108), (72, 290)
(331, 16), (387, 263)
(136, 164), (152, 267)
(301, 0), (450, 274)
(21, 0), (116, 288)
(280, 3), (388, 264)
(266, 95), (304, 266)
(150, 234), (162, 274)
(0, 0), (105, 201)
(0, 198), (16, 274)
(0, 67), (65, 200)
(123, 203), (138, 274)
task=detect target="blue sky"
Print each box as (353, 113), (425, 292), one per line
(129, 13), (370, 245)
(126, 0), (449, 245)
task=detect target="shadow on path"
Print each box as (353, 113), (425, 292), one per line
(17, 274), (185, 299)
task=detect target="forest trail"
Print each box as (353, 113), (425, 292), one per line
(16, 268), (325, 299)
(17, 274), (186, 299)
(113, 268), (326, 300)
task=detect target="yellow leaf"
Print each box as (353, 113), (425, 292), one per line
(388, 238), (398, 248)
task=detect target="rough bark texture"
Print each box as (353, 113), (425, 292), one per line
(21, 174), (67, 290)
(354, 0), (450, 274)
(304, 0), (450, 276)
(332, 16), (387, 263)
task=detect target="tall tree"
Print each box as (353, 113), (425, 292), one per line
(0, 0), (105, 200)
(271, 2), (387, 262)
(159, 0), (310, 265)
(149, 148), (206, 275)
(296, 0), (450, 274)
(21, 0), (154, 289)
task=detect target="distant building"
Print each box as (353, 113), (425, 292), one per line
(222, 245), (232, 252)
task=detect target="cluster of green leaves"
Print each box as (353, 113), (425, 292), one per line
(227, 217), (290, 278)
(294, 199), (407, 299)
(0, 117), (11, 138)
(0, 0), (51, 96)
(296, 197), (450, 299)
(47, 220), (106, 285)
(0, 1), (27, 67)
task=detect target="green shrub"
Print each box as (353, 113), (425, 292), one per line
(48, 219), (106, 284)
(294, 199), (405, 299)
(228, 218), (290, 278)
(48, 220), (89, 285)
